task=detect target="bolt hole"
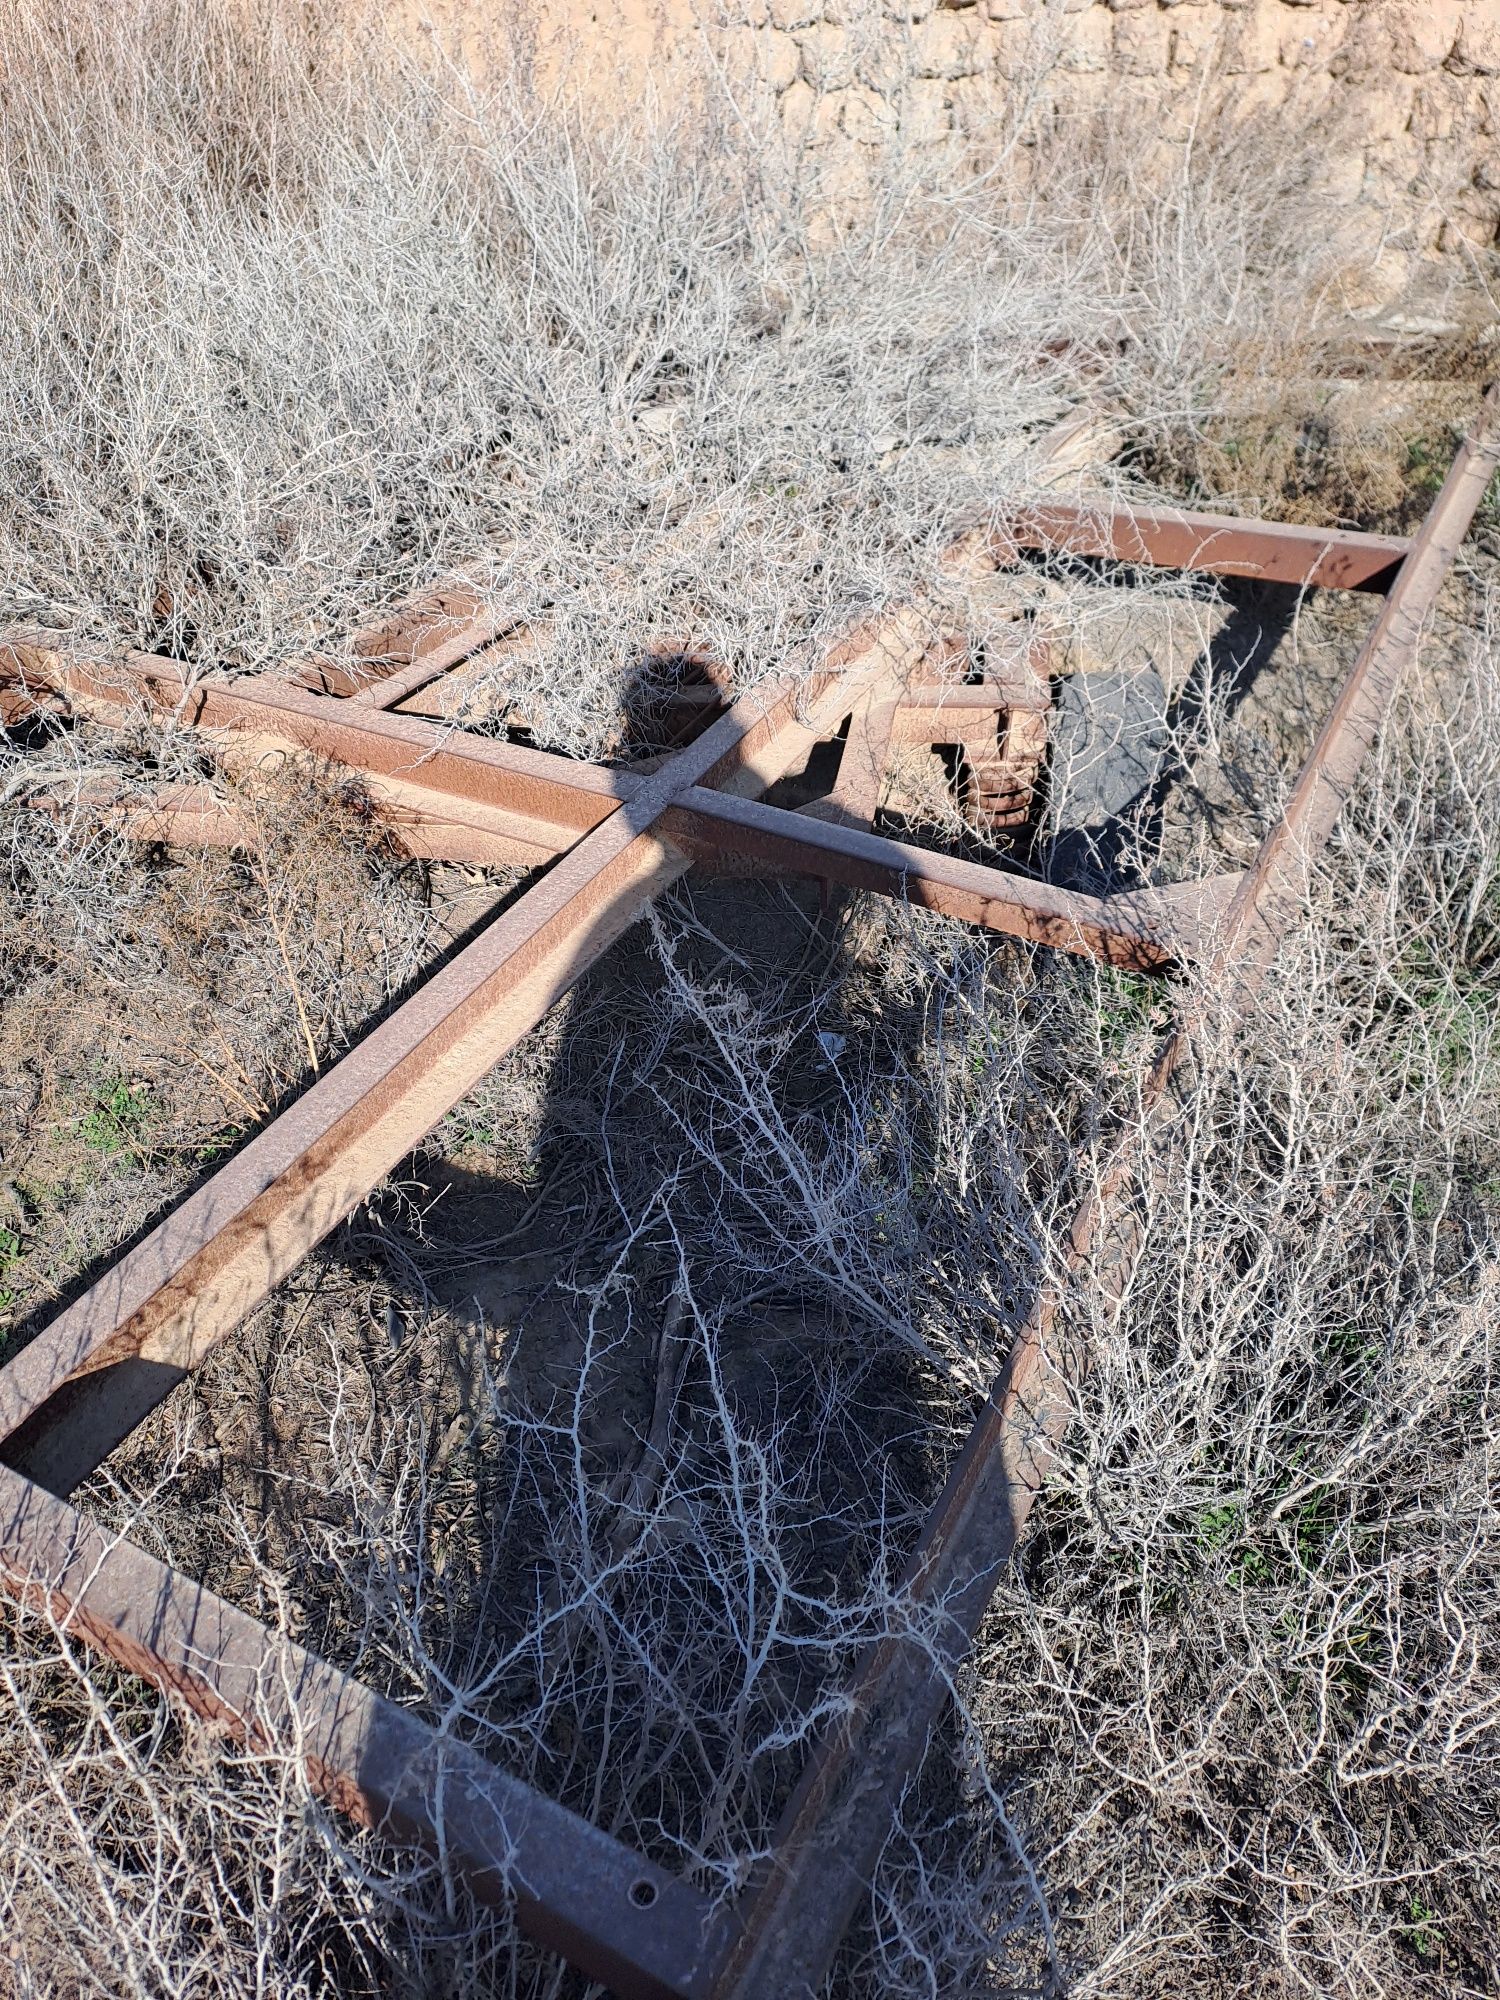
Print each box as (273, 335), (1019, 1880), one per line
(629, 1878), (659, 1910)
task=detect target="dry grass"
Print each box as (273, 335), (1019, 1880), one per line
(0, 0), (1391, 748)
(0, 749), (452, 1346)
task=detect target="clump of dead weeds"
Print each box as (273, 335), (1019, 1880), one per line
(0, 745), (446, 1349)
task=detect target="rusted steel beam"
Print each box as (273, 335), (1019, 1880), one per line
(343, 613), (517, 710)
(391, 630), (731, 744)
(6, 643), (632, 842)
(316, 772), (569, 868)
(0, 412), (1126, 2000)
(17, 623), (1175, 965)
(998, 499), (1409, 591)
(889, 686), (1024, 732)
(0, 1462), (726, 2000)
(664, 790), (1184, 969)
(393, 633), (1049, 735)
(0, 659), (871, 1499)
(32, 776), (569, 871)
(708, 389), (1500, 2000)
(0, 684), (63, 729)
(20, 632), (976, 852)
(17, 622), (1197, 970)
(27, 762), (1202, 969)
(812, 696), (898, 832)
(28, 782), (259, 853)
(294, 587), (513, 698)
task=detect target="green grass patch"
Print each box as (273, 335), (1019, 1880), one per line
(78, 1078), (151, 1158)
(1401, 1893), (1445, 1962)
(1096, 969), (1161, 1059)
(193, 1122), (245, 1165)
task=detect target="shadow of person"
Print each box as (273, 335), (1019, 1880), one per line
(311, 641), (1059, 1951)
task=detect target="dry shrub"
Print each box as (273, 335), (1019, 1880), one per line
(0, 0), (1402, 750)
(1134, 373), (1498, 537)
(0, 746), (448, 1345)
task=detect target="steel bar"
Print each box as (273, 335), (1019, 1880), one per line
(0, 684), (62, 729)
(998, 498), (1409, 591)
(294, 587), (513, 698)
(0, 405), (1157, 2000)
(26, 766), (1199, 968)
(344, 613), (517, 709)
(13, 636), (1189, 968)
(708, 386), (1500, 2000)
(887, 687), (1034, 733)
(31, 761), (1196, 979)
(0, 1462), (726, 2000)
(4, 644), (634, 841)
(390, 630), (730, 741)
(37, 777), (569, 871)
(812, 695), (898, 831)
(394, 638), (1048, 733)
(0, 658), (874, 1498)
(662, 790), (1184, 969)
(22, 642), (1054, 871)
(35, 782), (258, 853)
(1215, 410), (1500, 969)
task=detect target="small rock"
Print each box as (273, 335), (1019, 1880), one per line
(1045, 664), (1169, 892)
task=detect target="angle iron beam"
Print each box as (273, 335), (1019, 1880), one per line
(817, 695), (898, 831)
(344, 612), (519, 709)
(997, 499), (1409, 591)
(662, 790), (1182, 970)
(0, 1462), (725, 2000)
(293, 588), (513, 698)
(19, 634), (1208, 970)
(346, 620), (520, 716)
(0, 412), (1116, 2000)
(16, 638), (912, 846)
(40, 777), (569, 872)
(10, 645), (632, 841)
(1216, 398), (1500, 972)
(707, 386), (1500, 2000)
(29, 770), (1203, 969)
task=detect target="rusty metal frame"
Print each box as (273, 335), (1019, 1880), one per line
(3, 633), (1210, 963)
(996, 498), (1409, 591)
(0, 403), (1493, 1998)
(706, 390), (1500, 1999)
